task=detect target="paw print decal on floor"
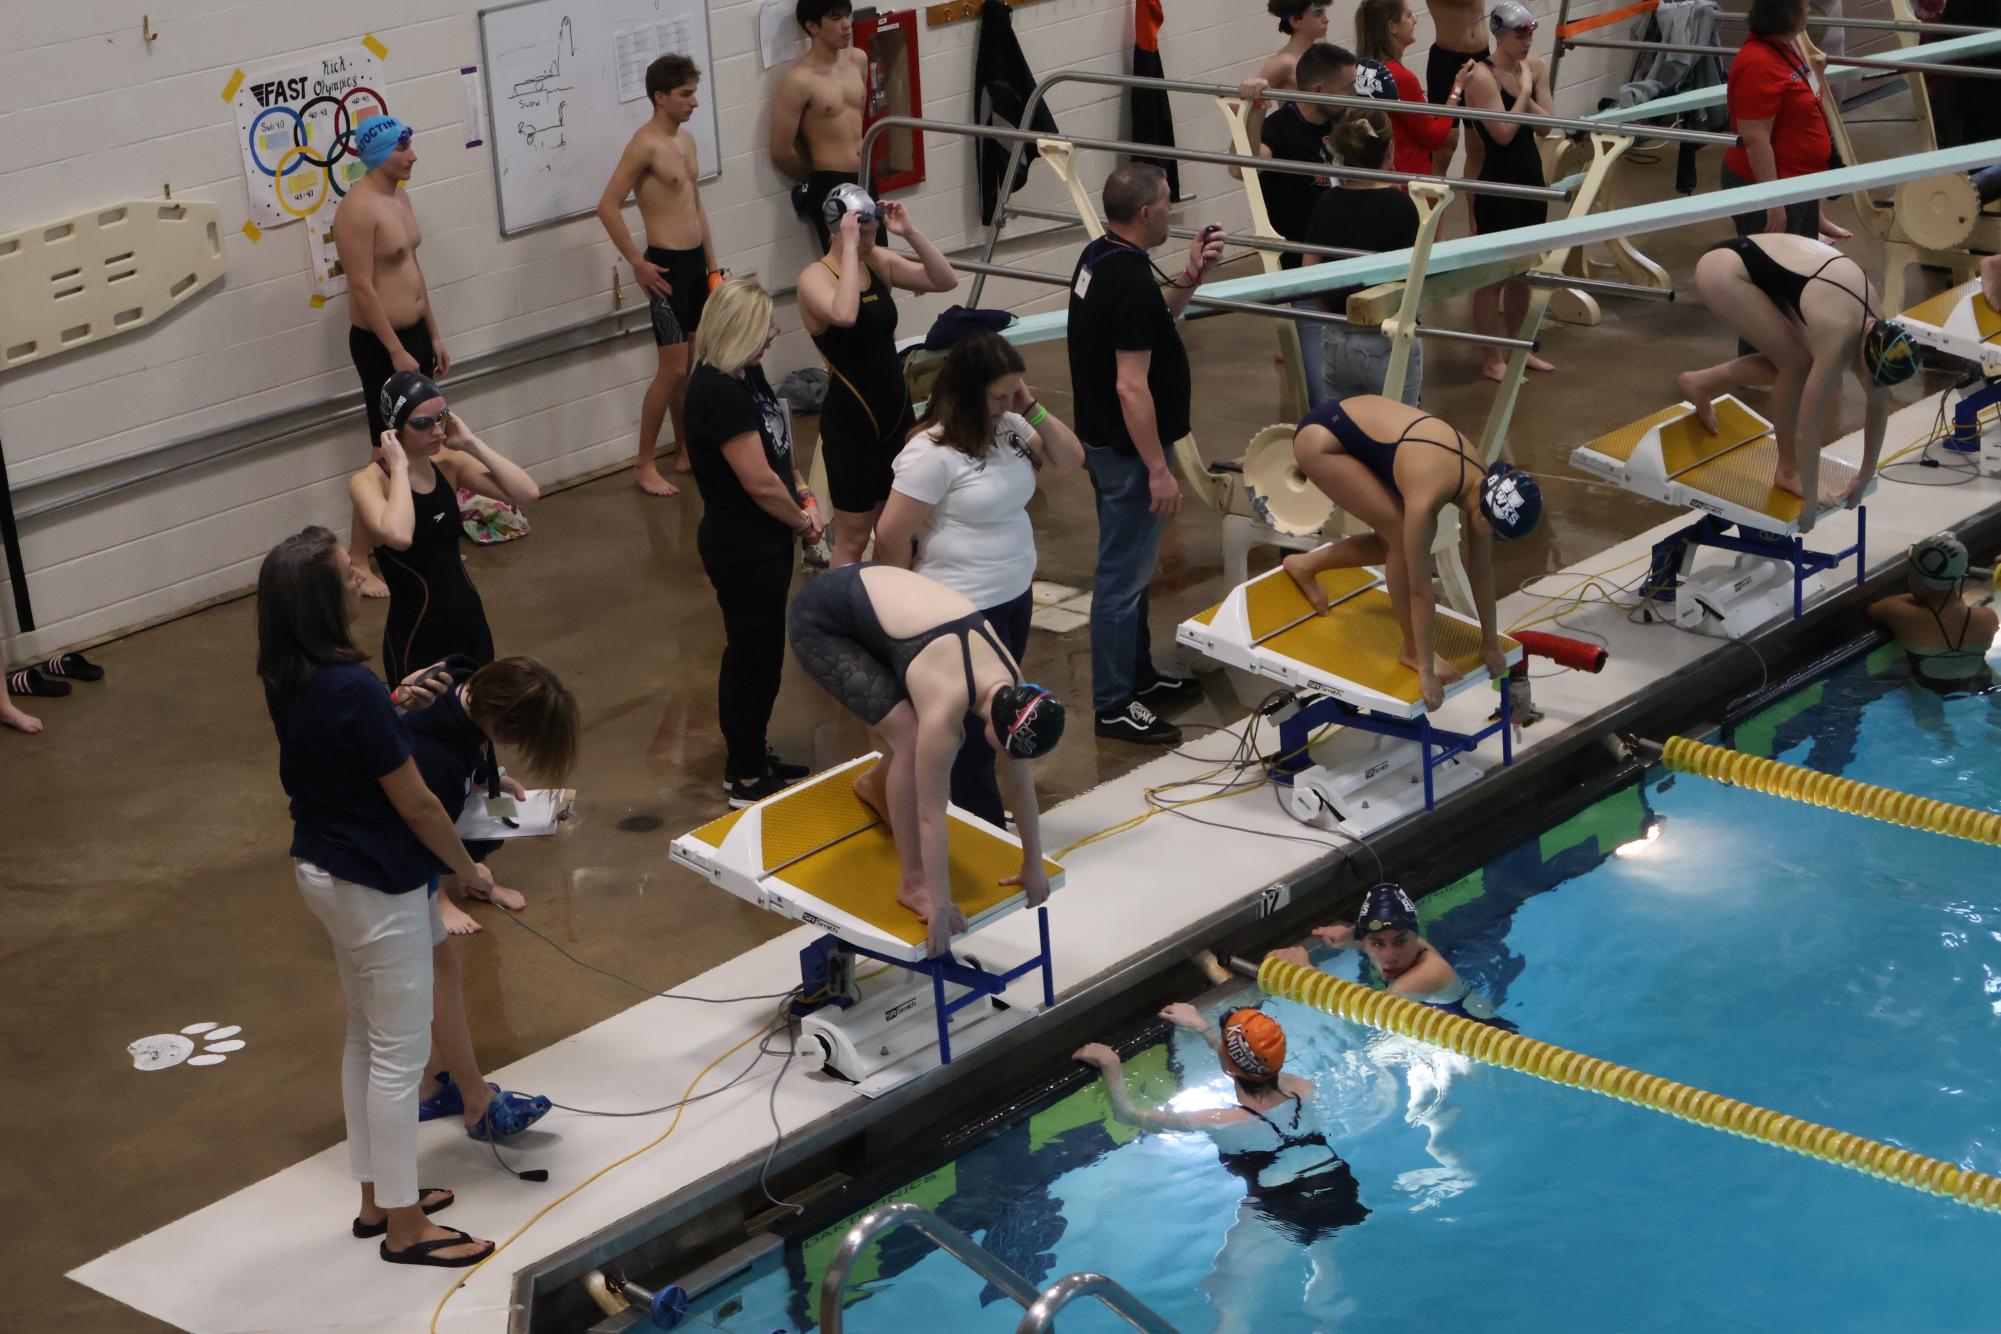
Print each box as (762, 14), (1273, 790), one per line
(128, 1022), (248, 1071)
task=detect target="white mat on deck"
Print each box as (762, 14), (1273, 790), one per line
(71, 392), (2001, 1332)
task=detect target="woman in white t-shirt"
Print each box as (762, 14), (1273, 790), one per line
(875, 332), (1084, 827)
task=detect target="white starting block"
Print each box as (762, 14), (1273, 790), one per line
(668, 755), (1061, 1087)
(1894, 282), (2001, 471)
(1570, 395), (1869, 638)
(1178, 565), (1521, 836)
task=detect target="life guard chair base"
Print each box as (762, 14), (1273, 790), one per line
(668, 755), (1060, 1073)
(1894, 283), (2001, 453)
(1177, 566), (1521, 834)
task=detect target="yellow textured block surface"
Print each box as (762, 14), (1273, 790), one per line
(1583, 403), (1689, 463)
(1265, 592), (1495, 702)
(1656, 397), (1768, 476)
(760, 761), (880, 869)
(1244, 566), (1376, 641)
(787, 820), (1061, 946)
(688, 806), (747, 848)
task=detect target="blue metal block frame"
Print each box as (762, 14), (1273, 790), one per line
(1641, 510), (1867, 620)
(791, 908), (1056, 1067)
(1943, 379), (2001, 453)
(1268, 681), (1514, 811)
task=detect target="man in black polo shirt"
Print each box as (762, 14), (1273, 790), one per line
(1067, 163), (1225, 745)
(1246, 42), (1357, 407)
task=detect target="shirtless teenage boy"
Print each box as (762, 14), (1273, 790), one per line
(334, 116), (450, 598)
(1236, 2), (1333, 152)
(1425, 0), (1489, 176)
(770, 0), (869, 248)
(597, 54), (720, 498)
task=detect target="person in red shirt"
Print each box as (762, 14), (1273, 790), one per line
(1355, 0), (1472, 177)
(1721, 0), (1831, 239)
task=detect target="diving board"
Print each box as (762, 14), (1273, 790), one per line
(669, 755), (1061, 1081)
(1573, 395), (1870, 637)
(1178, 566), (1521, 832)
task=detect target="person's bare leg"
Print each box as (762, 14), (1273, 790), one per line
(1281, 534), (1389, 611)
(1677, 353), (1778, 435)
(877, 707), (966, 932)
(1475, 283), (1508, 381)
(635, 346), (684, 496)
(1768, 359), (1812, 498)
(830, 504), (882, 568)
(1, 693), (42, 734)
(348, 516), (388, 598)
(665, 345), (695, 476)
(430, 936), (495, 1131)
(434, 876), (482, 936)
(1504, 281), (1554, 372)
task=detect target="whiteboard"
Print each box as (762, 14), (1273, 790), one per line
(480, 0), (720, 236)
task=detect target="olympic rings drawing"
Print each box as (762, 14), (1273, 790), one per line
(250, 89), (391, 219)
(248, 106), (307, 178)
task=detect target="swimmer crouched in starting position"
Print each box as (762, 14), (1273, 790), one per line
(1867, 532), (1998, 688)
(788, 563), (1064, 957)
(1677, 232), (1917, 530)
(1271, 882), (1513, 1027)
(1282, 395), (1542, 709)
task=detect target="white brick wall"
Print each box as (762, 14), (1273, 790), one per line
(0, 0), (1289, 661)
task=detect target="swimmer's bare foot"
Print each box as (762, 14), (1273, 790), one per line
(354, 562), (390, 599)
(1526, 352), (1555, 373)
(1772, 470), (1806, 501)
(439, 898), (483, 936)
(1819, 217), (1853, 242)
(1481, 358), (1508, 383)
(1676, 370), (1718, 435)
(1399, 650), (1465, 684)
(1281, 553), (1331, 613)
(634, 464), (679, 497)
(1, 697), (42, 735)
(463, 868), (526, 913)
(853, 762), (891, 833)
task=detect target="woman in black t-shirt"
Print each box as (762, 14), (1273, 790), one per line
(1303, 111), (1425, 404)
(684, 279), (823, 806)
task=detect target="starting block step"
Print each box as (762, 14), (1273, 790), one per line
(1180, 565), (1521, 720)
(670, 754), (1063, 965)
(1570, 394), (1869, 533)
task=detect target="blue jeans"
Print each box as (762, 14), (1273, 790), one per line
(948, 586), (1034, 828)
(1083, 445), (1167, 714)
(1322, 323), (1424, 406)
(1292, 299), (1328, 410)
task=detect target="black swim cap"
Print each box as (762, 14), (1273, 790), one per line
(1480, 461), (1542, 540)
(1862, 320), (1919, 387)
(1355, 883), (1420, 937)
(993, 682), (1065, 759)
(379, 371), (443, 432)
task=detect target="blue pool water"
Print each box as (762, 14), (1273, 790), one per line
(692, 649), (2001, 1333)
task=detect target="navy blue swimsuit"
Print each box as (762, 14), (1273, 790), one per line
(1299, 398), (1473, 501)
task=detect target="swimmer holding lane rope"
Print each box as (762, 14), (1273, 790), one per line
(1281, 395), (1542, 710)
(788, 564), (1065, 958)
(1676, 232), (1917, 531)
(1267, 882), (1513, 1028)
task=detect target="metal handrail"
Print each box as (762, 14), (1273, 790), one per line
(14, 303), (652, 522)
(1561, 34), (2001, 78)
(1018, 1271), (1181, 1334)
(1716, 11), (1994, 34)
(818, 1203), (1178, 1334)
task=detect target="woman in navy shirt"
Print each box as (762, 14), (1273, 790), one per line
(257, 525), (494, 1269)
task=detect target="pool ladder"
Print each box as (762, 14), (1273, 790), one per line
(819, 1201), (1181, 1333)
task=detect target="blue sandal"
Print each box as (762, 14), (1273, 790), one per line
(466, 1088), (552, 1142)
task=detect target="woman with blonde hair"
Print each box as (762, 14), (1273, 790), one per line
(684, 279), (822, 804)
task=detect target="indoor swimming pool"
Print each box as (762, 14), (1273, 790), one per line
(680, 645), (2001, 1332)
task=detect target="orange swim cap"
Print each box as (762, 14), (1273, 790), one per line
(1221, 1009), (1286, 1080)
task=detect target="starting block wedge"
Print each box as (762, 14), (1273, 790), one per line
(1178, 566), (1521, 834)
(1572, 396), (1868, 637)
(669, 755), (1061, 1081)
(1894, 283), (2001, 460)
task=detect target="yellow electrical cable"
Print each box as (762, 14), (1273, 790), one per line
(1505, 554), (1652, 634)
(1257, 957), (2001, 1212)
(1662, 735), (2001, 846)
(427, 1009), (787, 1333)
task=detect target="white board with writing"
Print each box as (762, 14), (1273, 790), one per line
(479, 0), (720, 236)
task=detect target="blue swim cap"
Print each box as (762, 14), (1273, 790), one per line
(1480, 461), (1542, 540)
(355, 116), (412, 170)
(1355, 883), (1420, 937)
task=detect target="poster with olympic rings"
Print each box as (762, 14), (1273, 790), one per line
(229, 43), (388, 296)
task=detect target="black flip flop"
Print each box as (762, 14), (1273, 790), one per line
(379, 1226), (493, 1268)
(351, 1186), (454, 1238)
(6, 668), (69, 699)
(41, 652), (105, 682)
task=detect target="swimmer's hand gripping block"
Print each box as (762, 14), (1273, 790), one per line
(1178, 566), (1521, 721)
(1569, 394), (1869, 532)
(1258, 957), (2001, 1213)
(668, 754), (1064, 964)
(1894, 281), (2001, 378)
(1663, 735), (2001, 847)
(0, 200), (226, 371)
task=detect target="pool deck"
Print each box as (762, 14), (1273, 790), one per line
(70, 391), (2001, 1333)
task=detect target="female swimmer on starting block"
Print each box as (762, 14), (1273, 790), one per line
(1267, 882), (1513, 1028)
(1282, 394), (1542, 710)
(1676, 232), (1918, 532)
(788, 564), (1066, 957)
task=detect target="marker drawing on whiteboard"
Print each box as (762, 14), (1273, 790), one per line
(518, 99), (567, 151)
(510, 16), (575, 100)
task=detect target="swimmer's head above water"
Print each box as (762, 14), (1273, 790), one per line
(1910, 531), (1970, 590)
(1220, 1008), (1287, 1085)
(1355, 883), (1425, 972)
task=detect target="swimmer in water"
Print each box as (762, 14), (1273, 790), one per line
(1273, 882), (1513, 1027)
(1866, 532), (1998, 689)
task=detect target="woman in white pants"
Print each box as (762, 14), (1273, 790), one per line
(256, 522), (496, 1269)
